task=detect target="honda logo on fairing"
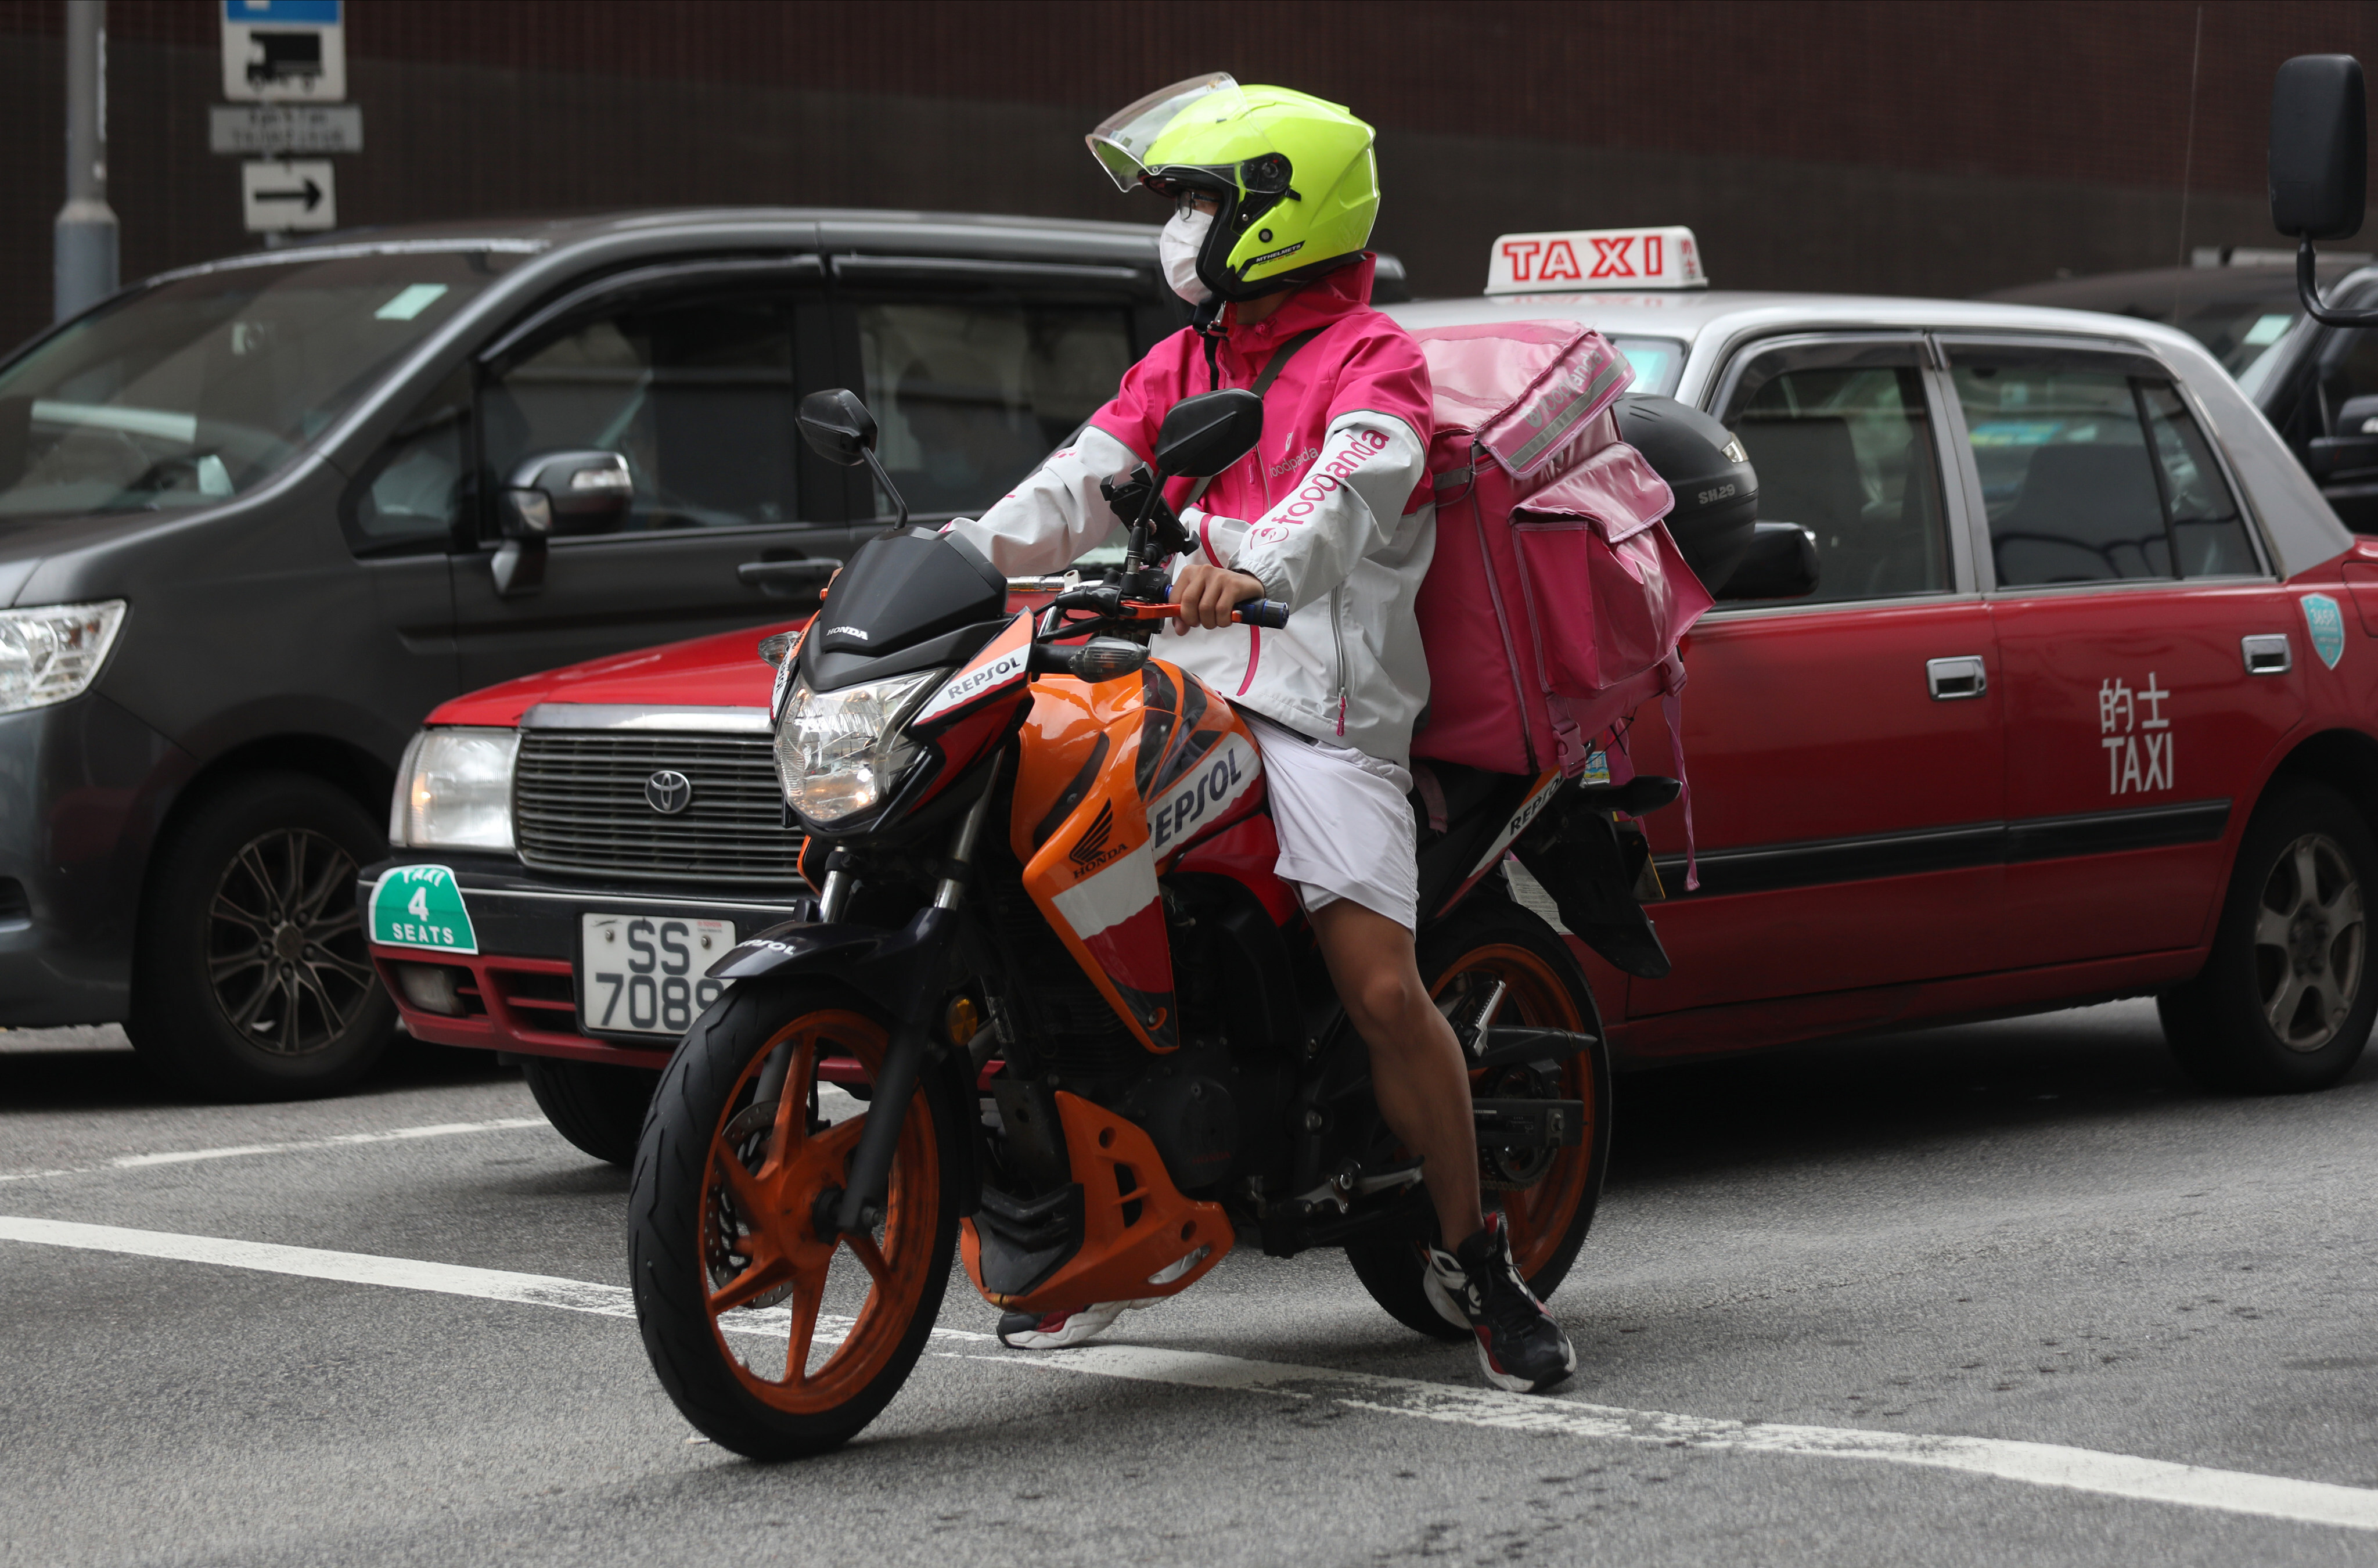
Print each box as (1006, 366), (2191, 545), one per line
(644, 769), (694, 815)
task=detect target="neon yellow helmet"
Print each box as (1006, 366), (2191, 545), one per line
(1089, 73), (1379, 303)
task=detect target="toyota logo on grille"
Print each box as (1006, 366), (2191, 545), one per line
(643, 769), (693, 815)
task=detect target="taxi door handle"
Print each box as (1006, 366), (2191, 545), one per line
(1926, 656), (1988, 700)
(2242, 634), (2292, 675)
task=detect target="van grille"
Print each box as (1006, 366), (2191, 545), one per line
(513, 730), (803, 885)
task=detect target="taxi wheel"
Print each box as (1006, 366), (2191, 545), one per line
(129, 772), (397, 1102)
(523, 1057), (661, 1167)
(2160, 782), (2378, 1094)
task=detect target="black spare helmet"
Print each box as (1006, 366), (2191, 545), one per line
(1618, 394), (1760, 594)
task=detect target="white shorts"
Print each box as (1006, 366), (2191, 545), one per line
(1244, 712), (1419, 931)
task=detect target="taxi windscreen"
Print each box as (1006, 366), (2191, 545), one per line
(0, 250), (516, 520)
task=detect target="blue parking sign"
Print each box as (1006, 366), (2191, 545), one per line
(224, 1), (340, 20)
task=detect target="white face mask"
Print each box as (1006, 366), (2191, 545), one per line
(1160, 207), (1213, 304)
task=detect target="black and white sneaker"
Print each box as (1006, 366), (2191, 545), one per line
(995, 1297), (1159, 1350)
(1423, 1211), (1577, 1393)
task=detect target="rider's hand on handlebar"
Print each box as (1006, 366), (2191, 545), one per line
(1171, 563), (1269, 634)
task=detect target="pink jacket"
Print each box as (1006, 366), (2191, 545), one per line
(951, 256), (1438, 764)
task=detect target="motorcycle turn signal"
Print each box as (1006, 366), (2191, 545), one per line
(1027, 636), (1150, 681)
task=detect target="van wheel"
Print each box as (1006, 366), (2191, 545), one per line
(523, 1057), (660, 1167)
(128, 772), (396, 1101)
(2160, 782), (2378, 1093)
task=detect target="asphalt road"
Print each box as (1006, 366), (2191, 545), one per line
(6, 1002), (2378, 1567)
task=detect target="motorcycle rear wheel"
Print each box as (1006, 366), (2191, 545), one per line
(1347, 896), (1613, 1342)
(629, 974), (958, 1460)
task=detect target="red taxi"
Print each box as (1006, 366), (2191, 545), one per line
(365, 226), (2378, 1162)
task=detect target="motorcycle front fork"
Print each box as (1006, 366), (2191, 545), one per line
(818, 765), (1001, 1236)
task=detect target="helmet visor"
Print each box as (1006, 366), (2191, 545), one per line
(1087, 73), (1246, 193)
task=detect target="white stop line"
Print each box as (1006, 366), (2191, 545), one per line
(3, 1213), (2374, 1534)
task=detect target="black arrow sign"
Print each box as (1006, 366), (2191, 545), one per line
(252, 177), (324, 211)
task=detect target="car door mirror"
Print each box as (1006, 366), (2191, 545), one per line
(1715, 520), (1821, 599)
(492, 449), (629, 599)
(2272, 55), (2368, 241)
(797, 388), (910, 527)
(1153, 388), (1265, 479)
(502, 449), (632, 537)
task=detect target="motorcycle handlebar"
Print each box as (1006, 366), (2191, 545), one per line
(1124, 598), (1291, 628)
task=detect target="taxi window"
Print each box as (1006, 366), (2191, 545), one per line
(481, 293), (802, 537)
(1612, 337), (1686, 398)
(854, 300), (1134, 519)
(1726, 361), (1949, 603)
(1952, 361), (2255, 587)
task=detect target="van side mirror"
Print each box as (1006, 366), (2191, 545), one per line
(1154, 388), (1264, 479)
(798, 388), (909, 527)
(2273, 55), (2366, 240)
(2271, 55), (2378, 326)
(493, 449), (631, 598)
(1715, 520), (1820, 600)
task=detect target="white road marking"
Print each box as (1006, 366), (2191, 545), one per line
(4, 1214), (2376, 1534)
(0, 1117), (549, 1184)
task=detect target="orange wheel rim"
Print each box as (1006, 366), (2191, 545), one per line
(697, 1009), (941, 1413)
(1430, 942), (1594, 1279)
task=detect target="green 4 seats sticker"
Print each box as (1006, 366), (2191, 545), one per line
(369, 865), (479, 955)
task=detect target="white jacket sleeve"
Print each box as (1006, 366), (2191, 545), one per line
(1186, 412), (1426, 611)
(940, 426), (1142, 577)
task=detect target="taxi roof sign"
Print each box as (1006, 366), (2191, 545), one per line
(1485, 226), (1707, 295)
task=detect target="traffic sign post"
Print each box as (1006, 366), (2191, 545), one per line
(241, 160), (337, 232)
(220, 0), (346, 104)
(218, 2), (349, 236)
(210, 105), (362, 156)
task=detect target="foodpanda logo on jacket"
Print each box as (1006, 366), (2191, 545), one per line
(1253, 428), (1391, 544)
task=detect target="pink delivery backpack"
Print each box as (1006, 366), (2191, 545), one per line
(1406, 321), (1713, 790)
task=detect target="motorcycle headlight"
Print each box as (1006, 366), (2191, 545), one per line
(0, 600), (127, 714)
(775, 670), (938, 825)
(391, 727), (519, 851)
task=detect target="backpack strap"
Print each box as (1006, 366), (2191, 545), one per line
(1182, 326), (1327, 509)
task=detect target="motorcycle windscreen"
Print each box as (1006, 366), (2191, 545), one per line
(801, 526), (1009, 691)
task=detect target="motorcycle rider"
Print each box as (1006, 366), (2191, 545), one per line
(945, 77), (1577, 1394)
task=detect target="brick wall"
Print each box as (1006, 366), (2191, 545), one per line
(3, 1), (2373, 350)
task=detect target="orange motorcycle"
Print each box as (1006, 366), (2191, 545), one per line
(629, 386), (1673, 1458)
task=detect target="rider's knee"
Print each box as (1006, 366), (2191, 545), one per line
(1346, 966), (1426, 1042)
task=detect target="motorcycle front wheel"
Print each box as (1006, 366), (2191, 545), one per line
(1347, 896), (1614, 1342)
(629, 974), (959, 1460)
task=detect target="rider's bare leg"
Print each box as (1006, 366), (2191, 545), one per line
(1308, 898), (1484, 1249)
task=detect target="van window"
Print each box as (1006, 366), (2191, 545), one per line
(0, 249), (506, 519)
(1728, 362), (1950, 603)
(1952, 362), (2256, 587)
(481, 294), (801, 536)
(853, 300), (1134, 518)
(346, 366), (467, 555)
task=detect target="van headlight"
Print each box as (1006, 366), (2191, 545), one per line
(391, 727), (520, 851)
(0, 600), (127, 713)
(775, 671), (938, 825)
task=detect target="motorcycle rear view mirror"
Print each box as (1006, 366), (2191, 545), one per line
(1153, 388), (1265, 479)
(2270, 54), (2378, 326)
(798, 388), (911, 527)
